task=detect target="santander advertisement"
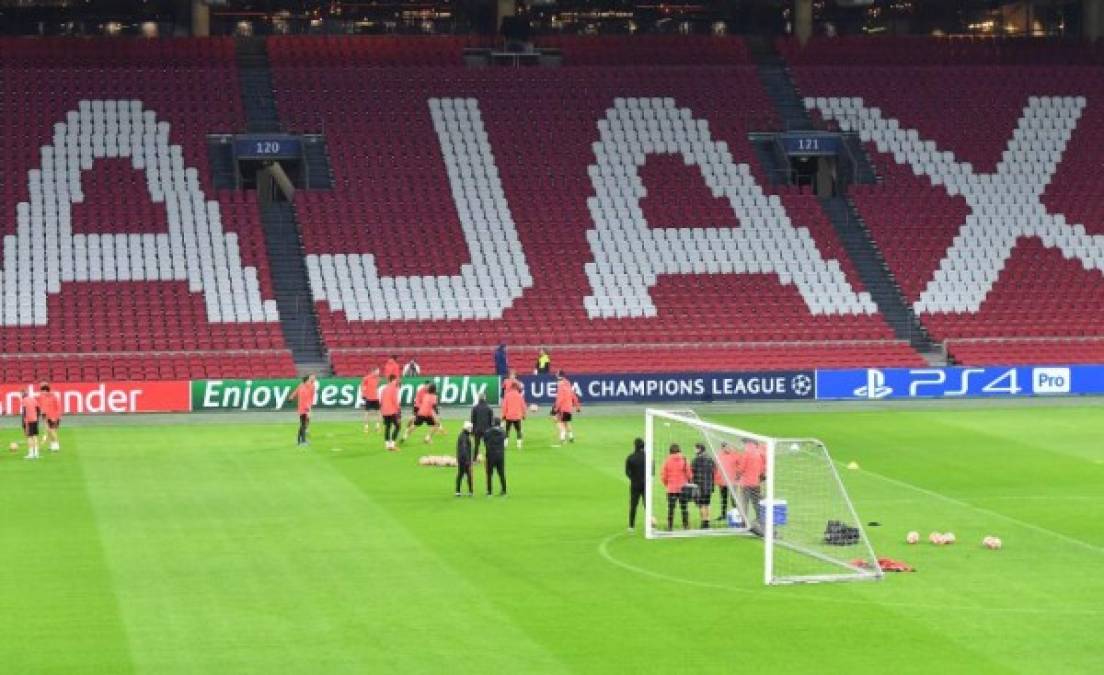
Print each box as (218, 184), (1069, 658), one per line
(0, 381), (191, 415)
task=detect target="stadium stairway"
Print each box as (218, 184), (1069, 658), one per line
(258, 202), (330, 373)
(841, 134), (880, 184)
(235, 37), (282, 133)
(819, 195), (939, 360)
(748, 37), (814, 132)
(302, 135), (334, 190)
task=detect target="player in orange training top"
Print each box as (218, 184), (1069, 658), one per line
(551, 371), (581, 445)
(380, 374), (402, 452)
(500, 385), (527, 450)
(660, 444), (692, 531)
(361, 368), (381, 433)
(290, 374), (317, 447)
(413, 383), (444, 444)
(20, 388), (41, 460)
(37, 382), (62, 453)
(382, 355), (402, 382)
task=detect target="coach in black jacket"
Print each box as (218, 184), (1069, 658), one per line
(470, 394), (494, 462)
(625, 438), (647, 532)
(484, 418), (507, 497)
(455, 422), (474, 496)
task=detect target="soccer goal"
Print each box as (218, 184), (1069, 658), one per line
(645, 408), (883, 585)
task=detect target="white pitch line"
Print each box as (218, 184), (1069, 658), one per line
(597, 533), (1102, 615)
(846, 464), (1104, 556)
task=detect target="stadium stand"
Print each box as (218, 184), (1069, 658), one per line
(0, 38), (294, 380)
(786, 37), (1104, 366)
(270, 36), (920, 375)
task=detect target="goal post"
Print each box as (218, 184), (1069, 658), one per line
(645, 408), (883, 586)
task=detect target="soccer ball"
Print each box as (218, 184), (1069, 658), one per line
(942, 532), (956, 544)
(929, 531), (945, 545)
(528, 403), (538, 413)
(650, 516), (657, 528)
(905, 531), (920, 545)
(8, 441), (17, 452)
(984, 536), (1002, 550)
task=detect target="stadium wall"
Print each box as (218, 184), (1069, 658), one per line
(2, 366), (1101, 416)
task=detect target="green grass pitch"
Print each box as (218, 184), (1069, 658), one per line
(2, 403), (1103, 674)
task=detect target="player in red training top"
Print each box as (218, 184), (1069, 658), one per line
(500, 385), (527, 450)
(380, 375), (402, 451)
(413, 383), (444, 444)
(551, 371), (581, 445)
(290, 374), (317, 447)
(382, 355), (402, 383)
(660, 444), (692, 531)
(37, 383), (62, 452)
(361, 368), (381, 433)
(502, 369), (523, 396)
(403, 380), (431, 442)
(20, 388), (41, 460)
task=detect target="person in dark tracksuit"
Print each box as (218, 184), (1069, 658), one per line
(484, 417), (507, 497)
(455, 422), (474, 497)
(470, 394), (494, 462)
(625, 437), (646, 532)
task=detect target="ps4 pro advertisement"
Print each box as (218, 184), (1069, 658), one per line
(814, 365), (1104, 401)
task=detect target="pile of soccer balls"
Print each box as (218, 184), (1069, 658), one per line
(418, 455), (485, 467)
(905, 530), (1001, 549)
(419, 455), (457, 467)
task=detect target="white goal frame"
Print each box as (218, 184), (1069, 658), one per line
(645, 408), (883, 586)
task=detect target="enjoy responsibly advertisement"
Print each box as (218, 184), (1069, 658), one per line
(190, 375), (500, 412)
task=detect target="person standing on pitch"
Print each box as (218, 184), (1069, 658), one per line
(38, 382), (62, 452)
(383, 355), (402, 383)
(625, 437), (646, 532)
(500, 383), (526, 450)
(289, 374), (317, 447)
(690, 443), (716, 529)
(470, 394), (493, 462)
(19, 387), (41, 460)
(455, 422), (474, 497)
(660, 444), (691, 531)
(737, 440), (766, 533)
(503, 368), (522, 395)
(380, 374), (402, 452)
(551, 371), (581, 445)
(714, 442), (742, 522)
(361, 368), (381, 433)
(484, 417), (507, 497)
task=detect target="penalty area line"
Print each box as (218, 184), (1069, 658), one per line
(597, 532), (1103, 615)
(843, 464), (1104, 556)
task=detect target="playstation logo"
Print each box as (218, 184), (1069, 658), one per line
(853, 369), (893, 399)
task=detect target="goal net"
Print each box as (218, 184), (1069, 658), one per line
(645, 408), (882, 585)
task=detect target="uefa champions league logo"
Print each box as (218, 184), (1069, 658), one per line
(853, 369), (893, 400)
(790, 374), (813, 397)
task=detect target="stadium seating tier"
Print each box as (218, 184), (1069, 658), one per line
(0, 38), (294, 380)
(788, 40), (1104, 367)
